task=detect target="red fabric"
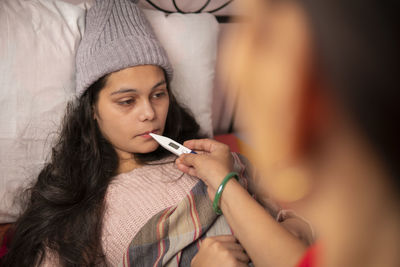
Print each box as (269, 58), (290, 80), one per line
(297, 244), (319, 267)
(214, 134), (240, 153)
(0, 238), (7, 259)
(0, 228), (12, 259)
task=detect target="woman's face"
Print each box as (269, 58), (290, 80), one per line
(94, 65), (169, 160)
(223, 0), (312, 198)
(226, 2), (400, 266)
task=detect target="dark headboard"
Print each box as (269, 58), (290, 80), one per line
(144, 0), (238, 23)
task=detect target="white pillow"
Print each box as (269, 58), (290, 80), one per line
(143, 9), (218, 138)
(0, 0), (218, 223)
(0, 0), (85, 223)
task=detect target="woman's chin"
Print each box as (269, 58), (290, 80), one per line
(134, 143), (160, 154)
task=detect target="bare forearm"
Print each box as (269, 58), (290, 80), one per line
(220, 180), (307, 267)
(175, 140), (308, 266)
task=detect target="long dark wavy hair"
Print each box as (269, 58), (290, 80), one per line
(1, 73), (202, 266)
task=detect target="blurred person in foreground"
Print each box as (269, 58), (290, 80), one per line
(176, 0), (400, 266)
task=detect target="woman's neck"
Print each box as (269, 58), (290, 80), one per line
(116, 154), (142, 174)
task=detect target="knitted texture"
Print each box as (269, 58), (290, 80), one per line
(40, 154), (249, 266)
(75, 0), (173, 96)
(101, 156), (198, 266)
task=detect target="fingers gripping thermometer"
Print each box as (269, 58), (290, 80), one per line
(149, 133), (197, 156)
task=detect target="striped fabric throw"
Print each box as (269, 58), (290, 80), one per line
(119, 180), (233, 267)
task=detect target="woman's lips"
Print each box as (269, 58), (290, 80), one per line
(138, 129), (158, 138)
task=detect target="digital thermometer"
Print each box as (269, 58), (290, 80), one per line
(149, 133), (197, 156)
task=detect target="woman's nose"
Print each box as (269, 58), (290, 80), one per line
(138, 100), (156, 121)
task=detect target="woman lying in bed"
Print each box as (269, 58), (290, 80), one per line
(0, 0), (312, 266)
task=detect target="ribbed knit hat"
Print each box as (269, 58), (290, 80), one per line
(75, 0), (173, 96)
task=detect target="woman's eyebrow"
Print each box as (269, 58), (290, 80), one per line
(110, 80), (166, 95)
(152, 80), (166, 90)
(110, 88), (137, 95)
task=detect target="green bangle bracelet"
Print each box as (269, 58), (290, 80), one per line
(212, 172), (239, 215)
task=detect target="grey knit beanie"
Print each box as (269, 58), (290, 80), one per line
(75, 0), (173, 96)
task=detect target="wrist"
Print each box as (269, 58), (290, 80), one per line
(208, 168), (232, 191)
(212, 172), (239, 215)
(218, 178), (242, 212)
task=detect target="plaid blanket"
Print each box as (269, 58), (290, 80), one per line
(119, 180), (233, 267)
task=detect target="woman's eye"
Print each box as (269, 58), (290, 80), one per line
(152, 91), (167, 99)
(118, 98), (135, 106)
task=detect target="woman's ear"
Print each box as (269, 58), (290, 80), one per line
(92, 105), (98, 121)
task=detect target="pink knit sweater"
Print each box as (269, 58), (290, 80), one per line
(42, 154), (247, 266)
(101, 156), (198, 266)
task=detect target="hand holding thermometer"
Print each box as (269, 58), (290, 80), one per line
(149, 133), (197, 156)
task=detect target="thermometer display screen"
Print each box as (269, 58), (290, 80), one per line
(168, 142), (179, 150)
